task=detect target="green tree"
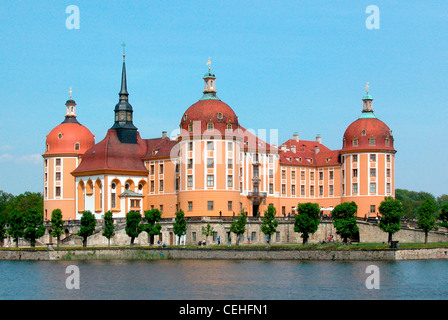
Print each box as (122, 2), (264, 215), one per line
(378, 197), (403, 244)
(438, 203), (448, 231)
(23, 208), (46, 247)
(173, 209), (187, 246)
(395, 189), (436, 218)
(230, 210), (247, 246)
(201, 223), (214, 245)
(261, 205), (278, 245)
(126, 211), (143, 245)
(102, 211), (115, 247)
(332, 202), (359, 244)
(417, 198), (437, 244)
(294, 203), (320, 245)
(8, 209), (24, 247)
(0, 210), (7, 244)
(77, 210), (96, 247)
(50, 208), (64, 247)
(143, 209), (162, 245)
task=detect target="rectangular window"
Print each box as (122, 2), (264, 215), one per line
(329, 171), (334, 180)
(353, 155), (358, 162)
(370, 183), (376, 193)
(269, 183), (273, 194)
(159, 164), (164, 174)
(188, 158), (193, 169)
(301, 185), (305, 196)
(319, 185), (324, 196)
(353, 169), (358, 177)
(282, 170), (286, 179)
(188, 201), (193, 211)
(228, 201), (232, 211)
(387, 183), (391, 193)
(253, 165), (259, 177)
(329, 185), (334, 196)
(55, 186), (61, 197)
(370, 205), (376, 213)
(282, 184), (286, 195)
(282, 206), (286, 216)
(160, 205), (163, 213)
(387, 168), (391, 177)
(111, 193), (116, 208)
(187, 175), (193, 187)
(55, 172), (61, 181)
(150, 165), (154, 175)
(301, 171), (305, 180)
(269, 169), (273, 178)
(310, 185), (314, 196)
(150, 180), (155, 192)
(207, 141), (214, 151)
(319, 172), (324, 180)
(370, 154), (376, 162)
(188, 142), (193, 151)
(207, 158), (214, 168)
(386, 154), (391, 162)
(227, 175), (233, 188)
(207, 201), (214, 211)
(292, 171), (296, 180)
(228, 142), (232, 150)
(353, 183), (358, 194)
(159, 180), (164, 191)
(369, 138), (376, 146)
(56, 158), (61, 166)
(291, 185), (296, 195)
(227, 158), (233, 169)
(207, 175), (214, 187)
(251, 231), (256, 242)
(370, 168), (376, 177)
(310, 172), (314, 180)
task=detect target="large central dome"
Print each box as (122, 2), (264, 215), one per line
(180, 67), (239, 136)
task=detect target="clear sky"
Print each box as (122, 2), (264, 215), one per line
(0, 1), (447, 197)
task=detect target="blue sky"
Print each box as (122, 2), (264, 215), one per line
(0, 0), (447, 196)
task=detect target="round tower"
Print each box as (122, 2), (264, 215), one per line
(340, 84), (396, 218)
(177, 61), (242, 217)
(43, 91), (95, 221)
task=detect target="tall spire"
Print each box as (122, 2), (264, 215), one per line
(111, 45), (138, 143)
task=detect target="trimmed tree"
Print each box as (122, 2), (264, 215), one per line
(438, 203), (448, 232)
(332, 202), (359, 244)
(378, 197), (403, 244)
(8, 209), (24, 248)
(23, 208), (46, 247)
(201, 223), (214, 245)
(125, 211), (143, 246)
(417, 198), (437, 244)
(50, 208), (64, 247)
(77, 210), (96, 247)
(294, 202), (320, 245)
(102, 211), (115, 247)
(143, 209), (162, 246)
(261, 205), (278, 245)
(173, 209), (187, 246)
(230, 210), (247, 246)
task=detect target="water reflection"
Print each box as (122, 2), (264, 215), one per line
(0, 260), (446, 300)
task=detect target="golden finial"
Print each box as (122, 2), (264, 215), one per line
(121, 42), (126, 60)
(365, 82), (370, 93)
(206, 57), (211, 70)
(69, 87), (72, 99)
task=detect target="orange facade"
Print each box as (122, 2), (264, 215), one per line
(44, 62), (395, 221)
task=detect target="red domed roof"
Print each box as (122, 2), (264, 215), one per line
(44, 121), (95, 156)
(342, 117), (395, 153)
(180, 99), (239, 136)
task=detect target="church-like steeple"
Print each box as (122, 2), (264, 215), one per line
(111, 46), (138, 144)
(359, 82), (376, 119)
(62, 87), (80, 124)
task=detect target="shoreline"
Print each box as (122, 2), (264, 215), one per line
(1, 245), (447, 261)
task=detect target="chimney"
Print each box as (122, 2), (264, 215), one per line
(316, 134), (322, 144)
(293, 132), (299, 142)
(162, 131), (167, 138)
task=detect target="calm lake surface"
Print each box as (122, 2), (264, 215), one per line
(0, 259), (447, 300)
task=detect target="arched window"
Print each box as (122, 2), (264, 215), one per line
(207, 122), (214, 131)
(74, 142), (80, 151)
(227, 123), (232, 131)
(77, 181), (85, 212)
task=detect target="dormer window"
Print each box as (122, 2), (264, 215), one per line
(183, 114), (188, 121)
(227, 123), (232, 131)
(217, 112), (223, 120)
(188, 123), (193, 132)
(207, 122), (214, 131)
(58, 133), (63, 139)
(352, 138), (358, 147)
(385, 138), (390, 146)
(369, 138), (376, 146)
(361, 130), (366, 136)
(74, 142), (80, 151)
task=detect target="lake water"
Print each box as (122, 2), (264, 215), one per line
(0, 260), (447, 300)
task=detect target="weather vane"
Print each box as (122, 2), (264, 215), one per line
(365, 82), (370, 93)
(207, 57), (211, 70)
(121, 42), (126, 59)
(69, 87), (72, 99)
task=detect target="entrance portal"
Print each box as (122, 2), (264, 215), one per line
(253, 204), (259, 217)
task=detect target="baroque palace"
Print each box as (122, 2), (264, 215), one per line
(43, 55), (396, 222)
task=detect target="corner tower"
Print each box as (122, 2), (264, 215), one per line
(340, 84), (396, 218)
